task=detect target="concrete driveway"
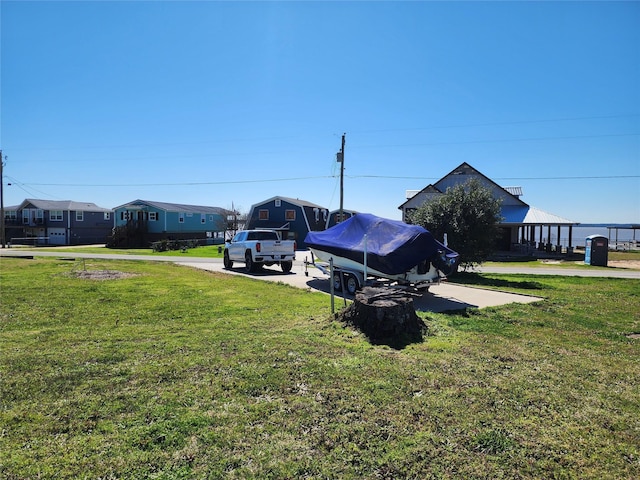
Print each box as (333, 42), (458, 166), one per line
(175, 258), (543, 313)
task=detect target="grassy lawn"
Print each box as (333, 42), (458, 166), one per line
(30, 245), (226, 258)
(1, 257), (639, 479)
(483, 249), (640, 269)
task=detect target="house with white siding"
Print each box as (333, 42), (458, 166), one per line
(398, 163), (578, 253)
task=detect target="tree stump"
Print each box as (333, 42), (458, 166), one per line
(337, 286), (427, 347)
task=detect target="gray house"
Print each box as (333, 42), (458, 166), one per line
(3, 199), (113, 245)
(398, 163), (578, 253)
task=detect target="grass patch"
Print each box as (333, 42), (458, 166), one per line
(1, 257), (639, 478)
(484, 249), (640, 269)
(31, 245), (225, 258)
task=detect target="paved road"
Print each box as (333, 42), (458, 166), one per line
(2, 249), (638, 278)
(2, 249), (637, 312)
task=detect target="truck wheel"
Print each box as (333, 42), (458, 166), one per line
(223, 250), (233, 269)
(245, 251), (256, 273)
(332, 272), (342, 292)
(281, 260), (293, 273)
(345, 273), (359, 295)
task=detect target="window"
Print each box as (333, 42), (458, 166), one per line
(4, 210), (17, 221)
(120, 211), (131, 221)
(104, 212), (111, 220)
(201, 214), (206, 224)
(76, 211), (84, 221)
(149, 212), (158, 221)
(50, 210), (63, 221)
(179, 213), (185, 223)
(259, 209), (269, 220)
(275, 199), (281, 207)
(285, 209), (296, 221)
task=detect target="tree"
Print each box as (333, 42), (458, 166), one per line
(409, 178), (503, 269)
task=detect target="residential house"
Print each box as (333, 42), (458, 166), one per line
(245, 196), (329, 250)
(398, 163), (578, 253)
(3, 199), (112, 246)
(326, 209), (358, 229)
(112, 200), (229, 246)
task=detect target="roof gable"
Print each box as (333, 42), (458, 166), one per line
(252, 196), (326, 210)
(434, 162), (528, 207)
(398, 185), (442, 210)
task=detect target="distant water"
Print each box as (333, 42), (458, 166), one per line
(559, 225), (638, 247)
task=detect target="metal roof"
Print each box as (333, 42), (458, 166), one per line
(503, 186), (523, 196)
(20, 198), (111, 212)
(255, 196), (327, 209)
(501, 205), (577, 225)
(114, 199), (227, 215)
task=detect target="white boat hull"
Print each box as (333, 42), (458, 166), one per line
(309, 247), (442, 288)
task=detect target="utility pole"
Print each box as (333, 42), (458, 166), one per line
(0, 151), (5, 248)
(337, 133), (345, 223)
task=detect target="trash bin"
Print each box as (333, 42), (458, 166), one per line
(585, 235), (608, 266)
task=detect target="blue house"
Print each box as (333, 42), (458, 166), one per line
(3, 198), (112, 246)
(326, 209), (358, 229)
(246, 196), (329, 250)
(112, 200), (229, 246)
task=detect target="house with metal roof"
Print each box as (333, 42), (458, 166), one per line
(246, 196), (330, 250)
(398, 163), (578, 253)
(3, 198), (113, 246)
(112, 200), (229, 247)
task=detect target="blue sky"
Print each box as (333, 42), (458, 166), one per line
(1, 1), (639, 223)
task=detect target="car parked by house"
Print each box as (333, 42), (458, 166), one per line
(223, 229), (296, 273)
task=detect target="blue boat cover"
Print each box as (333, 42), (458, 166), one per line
(305, 213), (459, 275)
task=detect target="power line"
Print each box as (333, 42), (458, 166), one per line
(6, 114), (638, 153)
(349, 113), (640, 135)
(351, 132), (639, 150)
(25, 175), (337, 187)
(14, 173), (640, 189)
(348, 174), (640, 181)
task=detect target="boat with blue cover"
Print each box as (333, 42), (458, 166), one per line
(304, 213), (459, 294)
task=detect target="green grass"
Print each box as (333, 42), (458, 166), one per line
(482, 250), (640, 269)
(1, 257), (639, 479)
(31, 244), (226, 258)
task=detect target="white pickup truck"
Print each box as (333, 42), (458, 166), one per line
(223, 230), (296, 273)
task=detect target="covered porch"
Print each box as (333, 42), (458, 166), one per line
(501, 205), (579, 256)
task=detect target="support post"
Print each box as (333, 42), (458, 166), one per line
(339, 134), (345, 223)
(329, 257), (335, 314)
(0, 151), (5, 248)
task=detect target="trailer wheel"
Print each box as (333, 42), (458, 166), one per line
(223, 250), (233, 269)
(332, 272), (343, 291)
(345, 273), (359, 295)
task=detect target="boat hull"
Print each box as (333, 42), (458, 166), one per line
(310, 247), (442, 287)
